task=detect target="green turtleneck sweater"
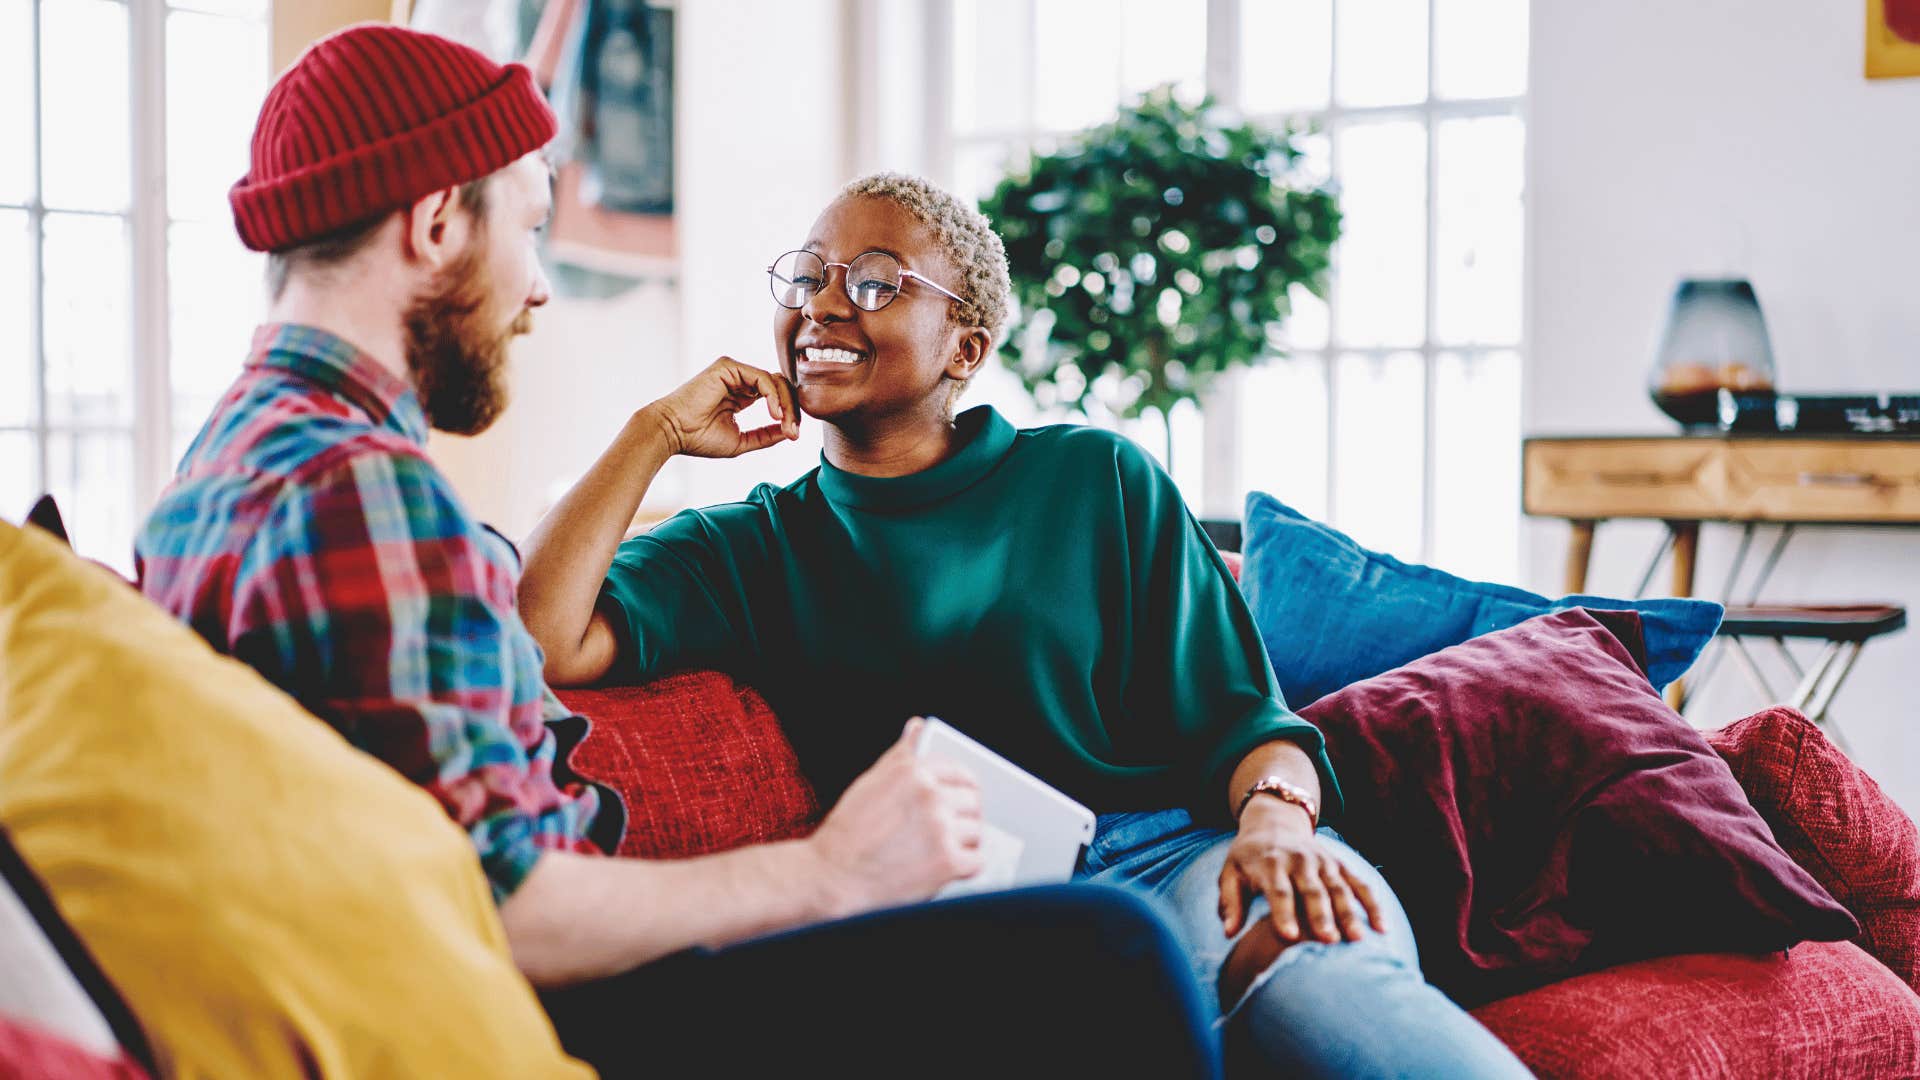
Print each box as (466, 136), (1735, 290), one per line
(597, 406), (1341, 822)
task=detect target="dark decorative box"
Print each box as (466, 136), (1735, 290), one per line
(1717, 390), (1920, 435)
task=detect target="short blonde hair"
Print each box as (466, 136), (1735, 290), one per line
(838, 172), (1012, 350)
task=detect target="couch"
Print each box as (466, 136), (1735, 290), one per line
(6, 505), (1917, 1078)
(554, 677), (1920, 1079)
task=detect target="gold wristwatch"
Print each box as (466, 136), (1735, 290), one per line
(1236, 776), (1320, 828)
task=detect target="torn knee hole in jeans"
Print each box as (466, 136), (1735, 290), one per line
(1218, 919), (1325, 1014)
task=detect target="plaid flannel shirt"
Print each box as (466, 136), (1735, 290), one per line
(137, 324), (607, 900)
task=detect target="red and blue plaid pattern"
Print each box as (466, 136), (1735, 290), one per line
(137, 324), (603, 900)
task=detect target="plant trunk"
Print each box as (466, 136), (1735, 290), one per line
(1142, 338), (1175, 474)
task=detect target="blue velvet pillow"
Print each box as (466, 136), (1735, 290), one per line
(1240, 491), (1723, 708)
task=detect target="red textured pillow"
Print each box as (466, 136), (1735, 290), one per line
(0, 1016), (149, 1080)
(0, 825), (153, 1080)
(1300, 607), (1858, 1006)
(1708, 706), (1920, 993)
(1471, 940), (1920, 1079)
(557, 671), (821, 860)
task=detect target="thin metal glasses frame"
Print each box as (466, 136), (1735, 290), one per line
(766, 248), (966, 311)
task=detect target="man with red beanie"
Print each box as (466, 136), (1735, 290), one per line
(135, 23), (1219, 1077)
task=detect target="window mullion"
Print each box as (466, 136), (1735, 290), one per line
(842, 0), (875, 177)
(130, 0), (170, 513)
(923, 0), (955, 186)
(1020, 0), (1037, 165)
(29, 0), (46, 498)
(1199, 0), (1242, 518)
(1322, 0), (1342, 528)
(1420, 0), (1441, 564)
(981, 1), (1034, 193)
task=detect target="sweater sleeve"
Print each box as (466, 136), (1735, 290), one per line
(1112, 441), (1345, 826)
(596, 497), (772, 681)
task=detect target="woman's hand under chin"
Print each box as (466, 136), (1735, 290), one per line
(644, 356), (802, 459)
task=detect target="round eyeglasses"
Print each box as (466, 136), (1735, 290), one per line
(767, 249), (966, 312)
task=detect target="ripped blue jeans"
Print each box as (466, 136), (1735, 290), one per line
(1079, 809), (1534, 1079)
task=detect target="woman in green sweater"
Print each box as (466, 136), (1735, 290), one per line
(520, 173), (1530, 1077)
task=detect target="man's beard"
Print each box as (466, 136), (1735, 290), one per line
(402, 245), (531, 436)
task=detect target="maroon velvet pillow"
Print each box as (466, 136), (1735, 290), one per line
(1471, 940), (1920, 1079)
(1708, 706), (1920, 993)
(558, 671), (821, 860)
(1299, 607), (1858, 1006)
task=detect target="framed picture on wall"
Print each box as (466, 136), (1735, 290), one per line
(1867, 0), (1920, 77)
(543, 0), (676, 286)
(408, 0), (676, 295)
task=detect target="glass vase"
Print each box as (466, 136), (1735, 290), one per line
(1649, 278), (1777, 429)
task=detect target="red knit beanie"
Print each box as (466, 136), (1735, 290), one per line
(230, 23), (557, 253)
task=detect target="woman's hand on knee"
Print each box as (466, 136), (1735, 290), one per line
(1216, 802), (1386, 945)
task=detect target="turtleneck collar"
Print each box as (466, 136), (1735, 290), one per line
(815, 406), (1017, 511)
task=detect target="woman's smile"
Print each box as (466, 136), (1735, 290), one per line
(794, 345), (870, 378)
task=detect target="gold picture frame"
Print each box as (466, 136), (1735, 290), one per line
(1867, 0), (1920, 78)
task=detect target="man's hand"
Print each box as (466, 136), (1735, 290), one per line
(499, 721), (977, 986)
(643, 357), (800, 459)
(803, 718), (985, 919)
(1217, 799), (1385, 944)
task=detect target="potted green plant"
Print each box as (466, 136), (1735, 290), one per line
(980, 86), (1341, 466)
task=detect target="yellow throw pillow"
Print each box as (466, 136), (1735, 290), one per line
(0, 521), (592, 1079)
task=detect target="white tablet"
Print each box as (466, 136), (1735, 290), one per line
(915, 717), (1097, 900)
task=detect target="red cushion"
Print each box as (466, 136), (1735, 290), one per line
(1707, 706), (1920, 993)
(0, 1016), (148, 1080)
(1299, 608), (1857, 1005)
(1472, 940), (1920, 1079)
(557, 672), (820, 860)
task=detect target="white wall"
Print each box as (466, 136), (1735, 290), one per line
(430, 281), (681, 539)
(435, 0), (850, 527)
(1528, 0), (1920, 811)
(666, 0), (848, 509)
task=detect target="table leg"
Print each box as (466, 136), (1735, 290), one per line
(1666, 521), (1701, 709)
(1669, 521), (1700, 597)
(1564, 519), (1596, 595)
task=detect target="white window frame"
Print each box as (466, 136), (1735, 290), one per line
(133, 0), (173, 515)
(5, 0), (171, 522)
(927, 0), (1527, 564)
(8, 0), (271, 559)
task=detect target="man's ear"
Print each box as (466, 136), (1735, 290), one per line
(946, 326), (992, 382)
(403, 186), (464, 270)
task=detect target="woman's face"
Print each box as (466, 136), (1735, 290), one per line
(773, 196), (982, 425)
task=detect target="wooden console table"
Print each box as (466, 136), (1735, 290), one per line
(1525, 435), (1920, 593)
(1523, 434), (1920, 706)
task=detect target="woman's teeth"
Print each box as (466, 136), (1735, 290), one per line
(803, 347), (863, 365)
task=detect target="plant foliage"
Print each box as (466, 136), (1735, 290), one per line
(979, 87), (1342, 425)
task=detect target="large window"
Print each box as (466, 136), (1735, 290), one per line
(1, 0), (268, 572)
(946, 0), (1527, 582)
